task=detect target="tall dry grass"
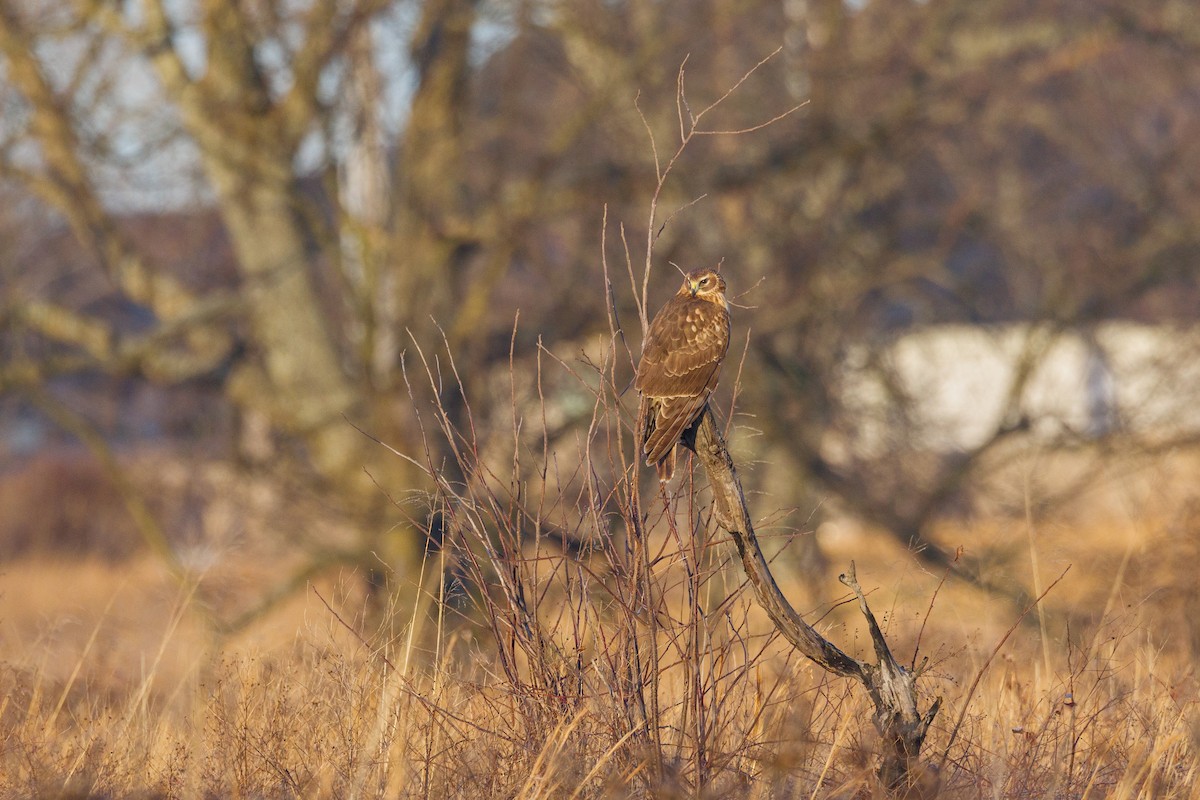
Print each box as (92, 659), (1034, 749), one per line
(2, 529), (1198, 799)
(4, 315), (1200, 798)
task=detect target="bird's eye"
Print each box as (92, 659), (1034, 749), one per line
(699, 277), (711, 287)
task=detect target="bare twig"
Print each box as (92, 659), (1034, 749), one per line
(911, 548), (960, 671)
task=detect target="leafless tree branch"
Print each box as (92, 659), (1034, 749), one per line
(687, 408), (941, 793)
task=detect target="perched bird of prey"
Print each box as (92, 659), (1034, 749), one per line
(636, 267), (731, 481)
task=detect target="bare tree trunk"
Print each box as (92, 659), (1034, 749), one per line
(395, 0), (481, 345)
(686, 410), (942, 795)
(340, 29), (399, 390)
(158, 0), (368, 489)
(207, 159), (365, 484)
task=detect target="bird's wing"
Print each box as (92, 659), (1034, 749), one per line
(635, 298), (730, 398)
(636, 297), (730, 464)
(642, 392), (714, 465)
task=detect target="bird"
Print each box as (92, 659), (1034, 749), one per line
(635, 267), (731, 481)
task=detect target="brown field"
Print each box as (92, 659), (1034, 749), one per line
(2, 446), (1199, 799)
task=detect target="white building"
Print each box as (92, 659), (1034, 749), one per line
(836, 322), (1200, 456)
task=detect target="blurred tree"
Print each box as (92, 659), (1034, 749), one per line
(739, 0), (1200, 573)
(0, 0), (493, 587)
(3, 0), (1200, 598)
(0, 0), (369, 483)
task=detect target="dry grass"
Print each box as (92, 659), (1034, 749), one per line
(5, 408), (1200, 800)
(6, 330), (1200, 799)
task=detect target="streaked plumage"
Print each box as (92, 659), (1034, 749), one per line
(636, 267), (731, 481)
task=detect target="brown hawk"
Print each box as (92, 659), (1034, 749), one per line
(636, 267), (731, 481)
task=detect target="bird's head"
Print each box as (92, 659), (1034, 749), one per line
(681, 268), (727, 307)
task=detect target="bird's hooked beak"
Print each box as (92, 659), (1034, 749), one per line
(688, 280), (698, 297)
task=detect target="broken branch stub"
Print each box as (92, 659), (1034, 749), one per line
(686, 409), (941, 793)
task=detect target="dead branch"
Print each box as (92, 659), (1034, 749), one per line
(686, 408), (941, 794)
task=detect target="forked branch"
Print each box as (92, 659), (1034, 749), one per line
(686, 409), (940, 794)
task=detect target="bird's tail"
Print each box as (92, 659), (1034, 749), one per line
(655, 447), (676, 482)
